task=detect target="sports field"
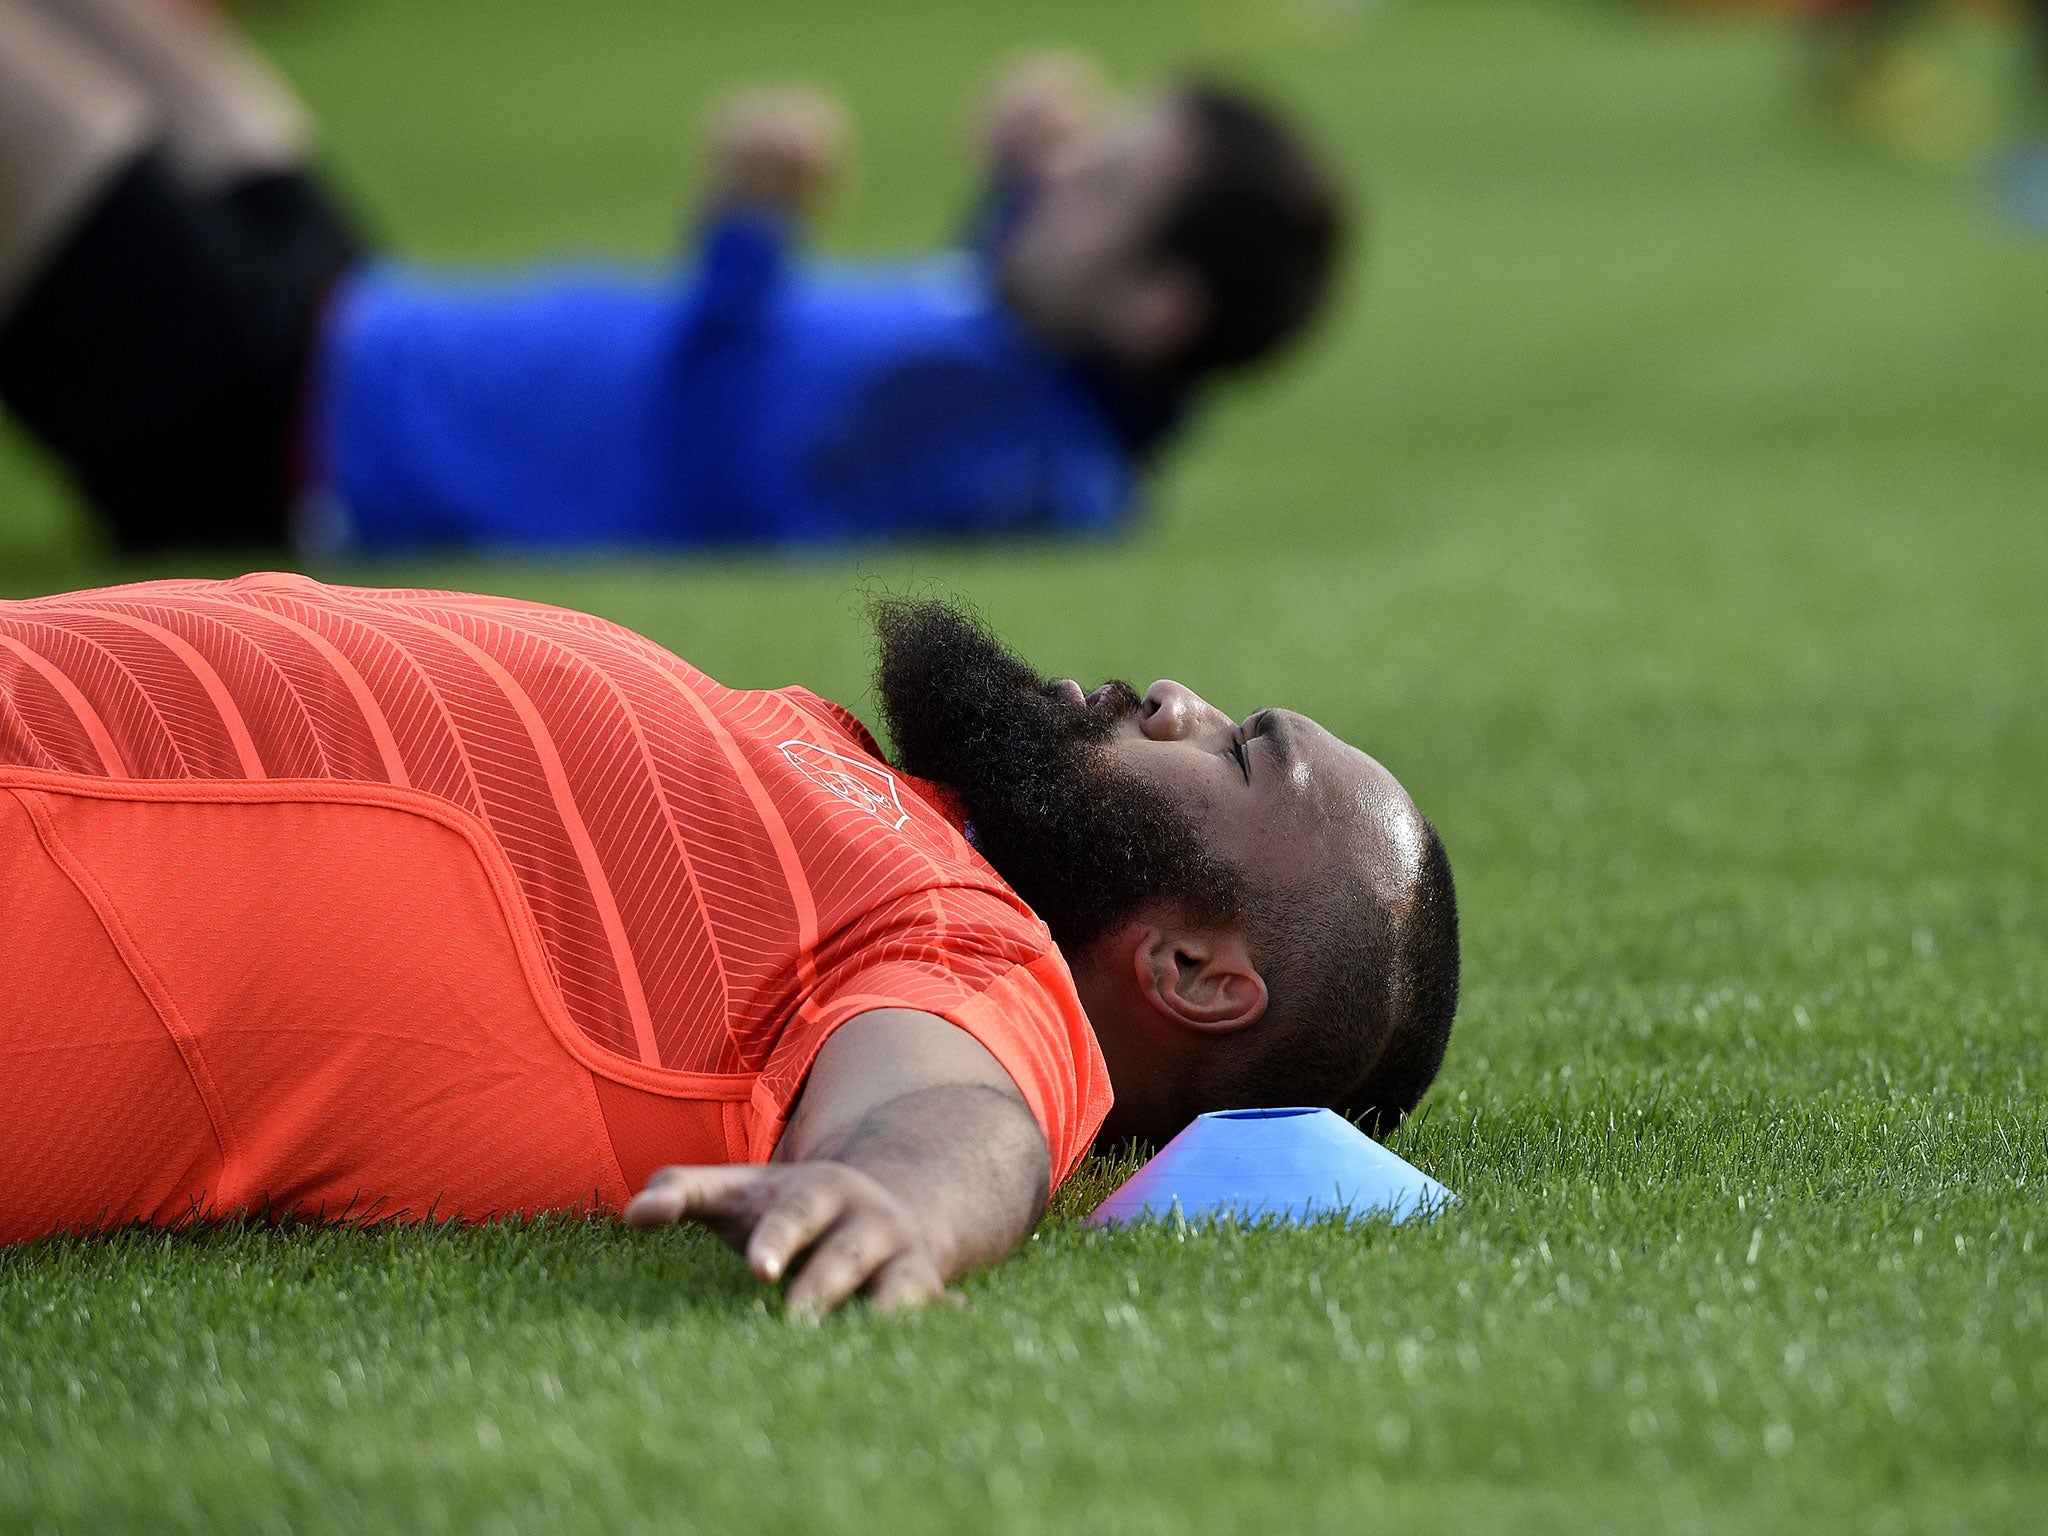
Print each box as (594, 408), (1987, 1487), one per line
(2, 0), (2045, 1531)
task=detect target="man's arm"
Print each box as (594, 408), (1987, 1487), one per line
(675, 87), (845, 349)
(623, 1009), (1051, 1314)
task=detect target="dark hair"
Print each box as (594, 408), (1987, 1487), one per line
(1219, 819), (1460, 1138)
(1156, 82), (1347, 376)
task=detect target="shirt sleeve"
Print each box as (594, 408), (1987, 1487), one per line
(801, 355), (1137, 539)
(957, 171), (1034, 265)
(677, 206), (792, 352)
(742, 884), (1114, 1190)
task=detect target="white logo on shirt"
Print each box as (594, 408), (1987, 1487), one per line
(779, 740), (912, 831)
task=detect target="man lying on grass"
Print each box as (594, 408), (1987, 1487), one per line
(0, 576), (1458, 1312)
(0, 0), (1342, 555)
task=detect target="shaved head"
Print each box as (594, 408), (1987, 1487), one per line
(1233, 816), (1460, 1135)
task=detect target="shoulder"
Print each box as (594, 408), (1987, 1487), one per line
(800, 884), (1108, 1184)
(773, 686), (883, 755)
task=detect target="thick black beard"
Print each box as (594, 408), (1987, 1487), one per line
(871, 597), (1244, 953)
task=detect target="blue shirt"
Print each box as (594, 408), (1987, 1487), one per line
(311, 212), (1140, 552)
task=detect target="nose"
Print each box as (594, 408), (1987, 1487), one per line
(1138, 679), (1230, 742)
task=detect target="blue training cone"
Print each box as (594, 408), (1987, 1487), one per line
(1089, 1107), (1455, 1227)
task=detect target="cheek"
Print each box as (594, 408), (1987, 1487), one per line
(1119, 743), (1230, 826)
(1053, 201), (1126, 274)
(1010, 202), (1075, 269)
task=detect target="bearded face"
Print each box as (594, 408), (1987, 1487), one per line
(871, 597), (1244, 953)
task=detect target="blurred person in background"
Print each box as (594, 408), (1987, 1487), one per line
(1806, 0), (2048, 220)
(0, 0), (1346, 556)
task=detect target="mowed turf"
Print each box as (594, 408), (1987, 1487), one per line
(3, 0), (2045, 1531)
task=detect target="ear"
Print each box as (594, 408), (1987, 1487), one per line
(1111, 265), (1208, 370)
(1130, 921), (1268, 1035)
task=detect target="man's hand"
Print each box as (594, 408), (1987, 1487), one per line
(704, 86), (848, 216)
(624, 1162), (946, 1315)
(622, 1010), (1052, 1314)
(976, 51), (1107, 182)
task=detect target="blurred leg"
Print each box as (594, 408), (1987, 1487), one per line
(1, 0), (359, 550)
(0, 0), (153, 316)
(19, 0), (309, 187)
(0, 138), (363, 549)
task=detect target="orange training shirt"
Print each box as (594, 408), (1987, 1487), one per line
(0, 574), (1112, 1242)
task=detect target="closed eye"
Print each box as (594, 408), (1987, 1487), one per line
(1235, 712), (1277, 783)
(1243, 710), (1291, 777)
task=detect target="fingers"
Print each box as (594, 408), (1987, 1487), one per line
(705, 85), (848, 213)
(627, 1163), (871, 1290)
(979, 49), (1106, 171)
(744, 1172), (853, 1284)
(988, 50), (1106, 120)
(781, 1208), (903, 1315)
(868, 1251), (950, 1313)
(713, 84), (846, 141)
(622, 1164), (768, 1232)
(624, 1162), (951, 1315)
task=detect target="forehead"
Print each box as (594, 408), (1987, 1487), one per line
(1288, 720), (1428, 899)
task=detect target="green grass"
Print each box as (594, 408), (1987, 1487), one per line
(4, 0), (2047, 1530)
